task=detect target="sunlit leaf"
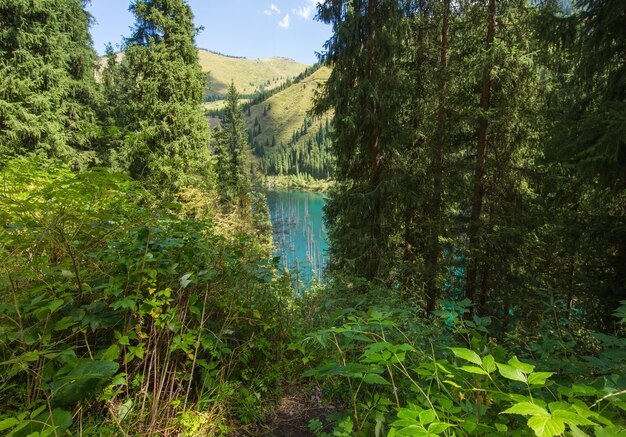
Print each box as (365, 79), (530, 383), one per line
(497, 363), (527, 383)
(449, 348), (482, 366)
(363, 373), (391, 385)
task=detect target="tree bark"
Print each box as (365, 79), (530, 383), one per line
(424, 0), (450, 314)
(368, 0), (383, 280)
(466, 0), (496, 307)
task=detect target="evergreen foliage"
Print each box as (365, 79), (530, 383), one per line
(313, 0), (610, 333)
(114, 0), (213, 193)
(0, 0), (100, 164)
(258, 116), (334, 179)
(213, 82), (252, 207)
(0, 0), (625, 434)
(315, 0), (410, 280)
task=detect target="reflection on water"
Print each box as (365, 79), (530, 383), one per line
(265, 190), (328, 292)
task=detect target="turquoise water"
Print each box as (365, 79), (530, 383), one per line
(265, 190), (329, 290)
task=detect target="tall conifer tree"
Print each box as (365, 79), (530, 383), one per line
(214, 82), (251, 207)
(118, 0), (212, 192)
(316, 0), (409, 282)
(0, 0), (99, 163)
(542, 0), (626, 327)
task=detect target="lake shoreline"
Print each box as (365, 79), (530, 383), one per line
(258, 175), (333, 194)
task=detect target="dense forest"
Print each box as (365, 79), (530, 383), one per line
(256, 115), (334, 180)
(0, 0), (624, 436)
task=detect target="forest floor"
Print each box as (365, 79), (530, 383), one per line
(258, 384), (337, 436)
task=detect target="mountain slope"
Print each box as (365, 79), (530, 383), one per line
(246, 66), (330, 148)
(198, 49), (308, 99)
(245, 66), (333, 179)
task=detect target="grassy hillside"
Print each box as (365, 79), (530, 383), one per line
(198, 49), (308, 99)
(246, 66), (331, 149)
(244, 66), (333, 181)
(195, 52), (333, 181)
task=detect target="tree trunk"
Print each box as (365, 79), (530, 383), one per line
(607, 203), (626, 330)
(368, 0), (383, 280)
(466, 0), (496, 306)
(424, 0), (450, 314)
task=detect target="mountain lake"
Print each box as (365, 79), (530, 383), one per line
(265, 190), (329, 291)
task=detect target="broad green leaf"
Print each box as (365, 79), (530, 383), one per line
(48, 408), (73, 430)
(110, 297), (136, 311)
(547, 401), (570, 413)
(528, 372), (554, 386)
(428, 422), (453, 434)
(508, 356), (535, 373)
(397, 409), (420, 420)
(552, 410), (594, 426)
(482, 354), (496, 373)
(396, 343), (416, 352)
(21, 351), (40, 362)
(0, 418), (19, 431)
(502, 402), (549, 417)
(100, 344), (120, 361)
(365, 342), (391, 353)
(50, 360), (119, 406)
(460, 365), (489, 375)
(29, 405), (46, 419)
(571, 384), (600, 396)
(594, 425), (624, 437)
(419, 409), (436, 425)
(9, 408), (72, 437)
(569, 425), (589, 437)
(394, 419), (421, 427)
(54, 317), (76, 331)
(495, 423), (508, 432)
(527, 415), (565, 437)
(47, 299), (65, 313)
(363, 373), (391, 385)
(497, 363), (527, 383)
(394, 424), (428, 436)
(449, 348), (482, 366)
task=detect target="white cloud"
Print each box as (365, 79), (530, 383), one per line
(292, 1), (321, 21)
(293, 5), (313, 20)
(263, 3), (281, 16)
(278, 13), (290, 28)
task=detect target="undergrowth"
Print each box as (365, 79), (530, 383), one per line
(1, 158), (624, 436)
(0, 158), (294, 435)
(293, 284), (626, 437)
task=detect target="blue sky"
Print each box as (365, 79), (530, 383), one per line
(86, 1), (332, 65)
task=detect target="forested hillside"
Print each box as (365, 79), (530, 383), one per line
(0, 0), (624, 436)
(246, 66), (334, 181)
(202, 57), (334, 185)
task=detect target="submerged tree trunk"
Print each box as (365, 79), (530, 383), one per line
(466, 0), (496, 307)
(424, 0), (450, 314)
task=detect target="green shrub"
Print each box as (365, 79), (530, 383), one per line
(0, 158), (292, 434)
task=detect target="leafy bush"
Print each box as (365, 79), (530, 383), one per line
(0, 158), (292, 434)
(297, 299), (626, 436)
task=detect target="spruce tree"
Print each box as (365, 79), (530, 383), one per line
(213, 82), (251, 207)
(0, 0), (99, 164)
(315, 0), (410, 282)
(117, 0), (212, 192)
(542, 0), (626, 327)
